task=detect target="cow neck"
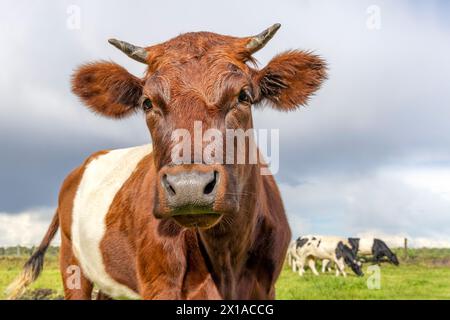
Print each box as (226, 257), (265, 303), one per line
(196, 164), (261, 299)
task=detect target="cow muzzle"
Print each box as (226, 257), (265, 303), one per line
(157, 165), (223, 228)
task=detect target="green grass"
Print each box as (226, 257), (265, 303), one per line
(276, 263), (450, 300)
(1, 248), (450, 300)
(0, 255), (63, 300)
(395, 248), (450, 265)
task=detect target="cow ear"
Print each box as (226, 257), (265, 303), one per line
(71, 61), (143, 118)
(255, 50), (327, 111)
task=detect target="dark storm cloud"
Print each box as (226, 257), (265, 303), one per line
(1, 0), (450, 245)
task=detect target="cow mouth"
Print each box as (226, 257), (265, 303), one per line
(170, 206), (222, 228)
(351, 264), (364, 277)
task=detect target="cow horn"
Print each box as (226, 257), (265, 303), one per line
(108, 38), (148, 64)
(246, 23), (281, 54)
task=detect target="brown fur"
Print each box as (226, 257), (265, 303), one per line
(256, 50), (328, 110)
(10, 27), (327, 300)
(71, 62), (143, 118)
(58, 150), (108, 299)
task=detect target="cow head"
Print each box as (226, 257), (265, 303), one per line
(71, 24), (327, 229)
(337, 242), (364, 277)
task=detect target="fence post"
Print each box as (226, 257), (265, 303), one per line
(403, 238), (408, 260)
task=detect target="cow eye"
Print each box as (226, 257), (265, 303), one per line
(142, 98), (153, 111)
(238, 89), (251, 104)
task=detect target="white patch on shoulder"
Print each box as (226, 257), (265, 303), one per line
(72, 144), (152, 299)
(358, 238), (375, 255)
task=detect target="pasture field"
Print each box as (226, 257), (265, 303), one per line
(1, 248), (450, 300)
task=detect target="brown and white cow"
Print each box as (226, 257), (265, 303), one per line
(7, 24), (327, 300)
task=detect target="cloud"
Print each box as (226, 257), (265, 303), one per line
(0, 207), (58, 246)
(355, 230), (450, 249)
(0, 1), (450, 246)
(282, 166), (450, 245)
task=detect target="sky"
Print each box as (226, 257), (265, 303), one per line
(1, 0), (450, 247)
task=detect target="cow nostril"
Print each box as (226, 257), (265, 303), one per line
(162, 174), (176, 196)
(203, 171), (218, 195)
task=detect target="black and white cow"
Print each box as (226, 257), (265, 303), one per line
(293, 236), (363, 277)
(348, 237), (399, 265)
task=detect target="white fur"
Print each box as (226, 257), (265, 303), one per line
(72, 144), (152, 299)
(358, 238), (375, 255)
(294, 236), (349, 277)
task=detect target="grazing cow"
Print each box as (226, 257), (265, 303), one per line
(348, 238), (399, 265)
(294, 236), (363, 277)
(7, 24), (327, 300)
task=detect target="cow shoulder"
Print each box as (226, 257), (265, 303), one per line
(259, 174), (291, 255)
(245, 175), (290, 290)
(71, 144), (153, 299)
(58, 150), (109, 241)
